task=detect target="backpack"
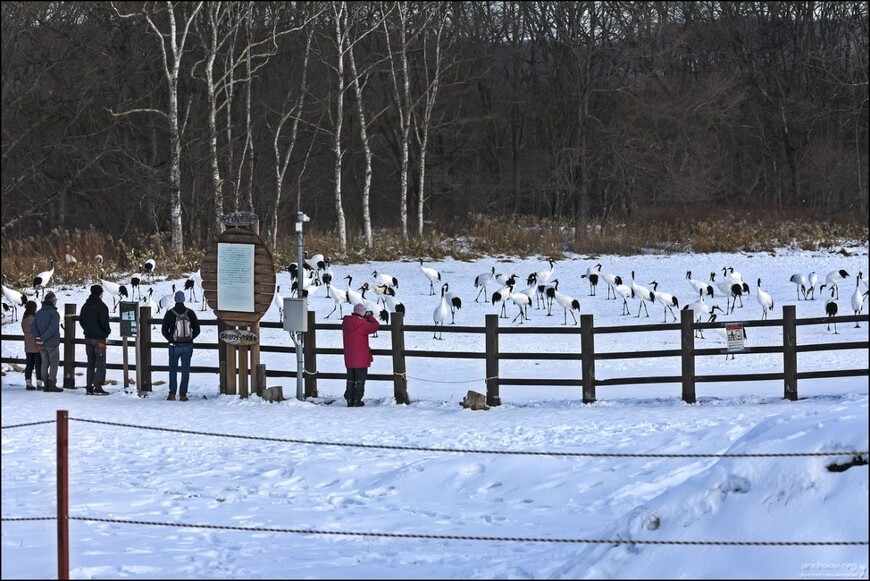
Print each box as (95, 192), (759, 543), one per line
(173, 308), (193, 343)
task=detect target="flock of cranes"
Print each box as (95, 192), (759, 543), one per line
(1, 256), (206, 323)
(288, 255), (867, 339)
(3, 254), (868, 340)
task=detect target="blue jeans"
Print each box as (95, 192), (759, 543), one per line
(168, 343), (194, 396)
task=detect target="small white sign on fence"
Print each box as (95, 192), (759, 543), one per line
(726, 323), (745, 352)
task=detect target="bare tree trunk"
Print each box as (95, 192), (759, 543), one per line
(244, 6), (254, 212)
(384, 1), (412, 242)
(271, 28), (313, 248)
(225, 46), (237, 211)
(113, 1), (204, 256)
(202, 1), (231, 238)
(347, 17), (374, 248)
(415, 2), (447, 238)
(332, 1), (348, 252)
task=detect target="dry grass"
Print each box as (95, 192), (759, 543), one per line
(2, 213), (867, 291)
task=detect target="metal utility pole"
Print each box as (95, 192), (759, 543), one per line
(294, 212), (309, 400)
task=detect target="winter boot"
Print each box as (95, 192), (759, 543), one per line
(352, 381), (366, 407)
(92, 386), (109, 396)
(166, 392), (176, 401)
(26, 380), (36, 391)
(44, 380), (63, 393)
(344, 380), (355, 407)
(36, 380), (44, 391)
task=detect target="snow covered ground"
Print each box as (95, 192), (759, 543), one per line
(2, 247), (868, 579)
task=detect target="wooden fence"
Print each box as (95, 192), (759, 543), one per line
(1, 305), (867, 405)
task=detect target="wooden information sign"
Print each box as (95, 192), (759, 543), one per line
(201, 215), (275, 398)
(201, 226), (275, 327)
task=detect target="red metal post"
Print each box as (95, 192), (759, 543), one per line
(56, 409), (69, 580)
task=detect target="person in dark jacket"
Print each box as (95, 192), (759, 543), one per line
(30, 291), (63, 392)
(80, 284), (111, 395)
(21, 300), (42, 390)
(341, 302), (380, 407)
(161, 290), (201, 401)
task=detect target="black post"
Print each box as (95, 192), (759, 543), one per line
(581, 314), (596, 403)
(139, 306), (152, 392)
(390, 311), (409, 404)
(62, 303), (76, 388)
(303, 310), (318, 398)
(680, 308), (696, 404)
(783, 305), (798, 401)
(485, 314), (501, 406)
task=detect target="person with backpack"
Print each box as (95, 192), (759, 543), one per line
(80, 284), (111, 395)
(161, 290), (200, 401)
(30, 291), (63, 392)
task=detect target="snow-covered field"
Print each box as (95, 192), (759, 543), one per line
(2, 247), (868, 579)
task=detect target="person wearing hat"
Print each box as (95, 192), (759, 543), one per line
(341, 302), (380, 407)
(30, 291), (63, 392)
(161, 290), (201, 401)
(79, 284), (111, 395)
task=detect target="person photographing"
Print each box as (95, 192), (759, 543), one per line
(341, 302), (380, 407)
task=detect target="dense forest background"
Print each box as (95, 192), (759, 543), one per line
(2, 1), (868, 259)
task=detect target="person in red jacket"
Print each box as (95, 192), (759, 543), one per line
(341, 302), (380, 407)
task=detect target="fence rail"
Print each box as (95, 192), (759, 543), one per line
(2, 305), (867, 405)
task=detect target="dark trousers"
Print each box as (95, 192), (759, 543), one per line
(85, 338), (107, 389)
(345, 367), (368, 404)
(25, 352), (42, 382)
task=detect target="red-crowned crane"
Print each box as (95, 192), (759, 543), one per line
(33, 259), (56, 301)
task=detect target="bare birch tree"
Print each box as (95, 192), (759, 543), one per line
(328, 0), (350, 253)
(382, 1), (414, 241)
(413, 2), (449, 238)
(111, 1), (203, 256)
(346, 3), (392, 248)
(270, 25), (314, 248)
(195, 1), (236, 237)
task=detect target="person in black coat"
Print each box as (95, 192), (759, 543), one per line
(161, 291), (201, 401)
(80, 284), (111, 394)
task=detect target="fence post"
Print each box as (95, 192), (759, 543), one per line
(56, 409), (69, 581)
(304, 310), (318, 398)
(217, 319), (227, 394)
(256, 363), (267, 395)
(390, 311), (409, 404)
(251, 321), (261, 396)
(581, 314), (596, 403)
(485, 314), (501, 406)
(239, 345), (249, 399)
(783, 305), (798, 401)
(680, 308), (697, 404)
(139, 306), (152, 393)
(63, 304), (76, 389)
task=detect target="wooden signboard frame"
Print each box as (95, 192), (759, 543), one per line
(201, 220), (275, 397)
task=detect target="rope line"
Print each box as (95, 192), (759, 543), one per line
(1, 516), (57, 522)
(66, 417), (867, 458)
(1, 516), (845, 546)
(394, 372), (499, 384)
(303, 369), (318, 376)
(1, 420), (57, 430)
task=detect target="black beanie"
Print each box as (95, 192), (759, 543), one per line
(90, 284), (103, 296)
